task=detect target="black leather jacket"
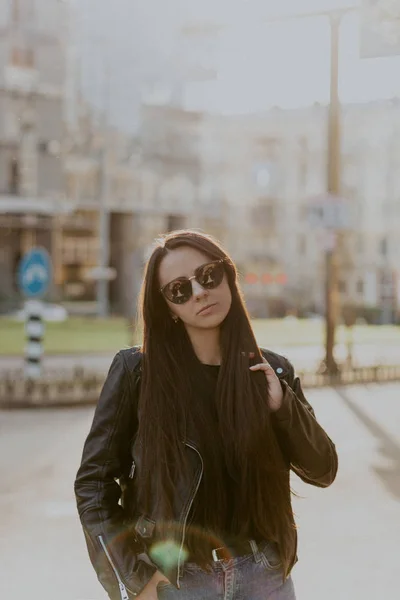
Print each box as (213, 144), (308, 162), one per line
(74, 347), (338, 600)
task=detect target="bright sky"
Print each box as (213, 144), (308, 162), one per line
(182, 1), (400, 113)
(76, 0), (400, 129)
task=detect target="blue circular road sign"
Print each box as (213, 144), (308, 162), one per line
(18, 247), (52, 298)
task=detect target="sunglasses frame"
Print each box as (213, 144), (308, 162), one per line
(160, 259), (225, 304)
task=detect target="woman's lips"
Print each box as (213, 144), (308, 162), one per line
(197, 303), (217, 315)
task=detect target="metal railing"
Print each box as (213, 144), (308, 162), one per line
(299, 364), (400, 388)
(1, 364), (400, 408)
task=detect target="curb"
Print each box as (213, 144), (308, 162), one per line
(1, 364), (400, 409)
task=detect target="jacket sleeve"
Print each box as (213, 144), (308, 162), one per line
(272, 360), (338, 488)
(74, 351), (157, 600)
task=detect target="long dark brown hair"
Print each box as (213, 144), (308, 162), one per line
(136, 230), (296, 571)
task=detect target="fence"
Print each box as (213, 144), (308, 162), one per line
(299, 364), (400, 388)
(0, 368), (104, 408)
(1, 364), (400, 408)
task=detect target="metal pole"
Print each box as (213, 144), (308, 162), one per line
(323, 13), (342, 375)
(96, 62), (111, 318)
(257, 6), (355, 374)
(25, 300), (44, 379)
(97, 149), (111, 317)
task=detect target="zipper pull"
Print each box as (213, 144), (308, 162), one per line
(129, 461), (136, 479)
(119, 582), (130, 600)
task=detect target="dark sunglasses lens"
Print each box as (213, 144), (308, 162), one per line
(164, 279), (192, 304)
(198, 262), (224, 289)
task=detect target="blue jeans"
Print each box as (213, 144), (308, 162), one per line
(157, 540), (296, 600)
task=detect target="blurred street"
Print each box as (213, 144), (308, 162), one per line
(1, 382), (399, 600)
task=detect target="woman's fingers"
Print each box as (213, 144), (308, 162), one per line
(249, 360), (273, 371)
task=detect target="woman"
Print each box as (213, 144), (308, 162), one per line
(75, 230), (338, 600)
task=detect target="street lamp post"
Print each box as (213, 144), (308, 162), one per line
(324, 12), (342, 375)
(97, 136), (111, 318)
(177, 8), (359, 370)
(186, 6), (353, 370)
(259, 6), (357, 374)
(95, 53), (112, 318)
(256, 6), (355, 374)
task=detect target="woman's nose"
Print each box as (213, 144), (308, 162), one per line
(191, 279), (209, 300)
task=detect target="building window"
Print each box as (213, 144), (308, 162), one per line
(298, 234), (307, 255)
(380, 238), (388, 256)
(86, 171), (99, 200)
(357, 279), (364, 294)
(66, 173), (78, 201)
(339, 280), (347, 293)
(254, 137), (280, 161)
(63, 237), (98, 264)
(12, 250), (22, 292)
(166, 215), (185, 232)
(9, 158), (19, 194)
(298, 137), (308, 190)
(11, 47), (34, 68)
(251, 201), (275, 227)
(341, 185), (357, 201)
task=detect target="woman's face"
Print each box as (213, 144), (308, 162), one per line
(158, 246), (232, 332)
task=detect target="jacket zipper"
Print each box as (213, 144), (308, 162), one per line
(129, 460), (136, 479)
(176, 442), (203, 588)
(98, 535), (131, 600)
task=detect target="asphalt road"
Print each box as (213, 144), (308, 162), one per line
(1, 383), (399, 600)
(1, 341), (400, 376)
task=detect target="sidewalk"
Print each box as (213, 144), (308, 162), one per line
(1, 383), (399, 599)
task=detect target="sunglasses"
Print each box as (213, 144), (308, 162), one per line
(160, 259), (225, 305)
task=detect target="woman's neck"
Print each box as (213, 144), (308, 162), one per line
(185, 325), (221, 365)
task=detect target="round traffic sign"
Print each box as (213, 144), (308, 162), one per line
(17, 247), (52, 298)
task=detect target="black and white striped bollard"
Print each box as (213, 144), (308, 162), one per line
(25, 300), (44, 379)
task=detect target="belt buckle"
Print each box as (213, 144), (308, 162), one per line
(212, 547), (224, 562)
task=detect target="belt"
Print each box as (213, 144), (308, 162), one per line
(211, 540), (253, 562)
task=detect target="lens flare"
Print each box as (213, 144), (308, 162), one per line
(149, 539), (188, 571)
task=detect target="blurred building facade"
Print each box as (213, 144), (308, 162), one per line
(0, 1), (141, 314)
(0, 0), (68, 306)
(138, 99), (400, 321)
(0, 1), (398, 321)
